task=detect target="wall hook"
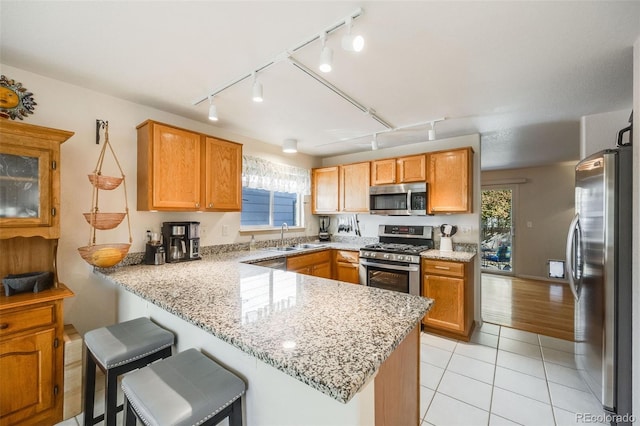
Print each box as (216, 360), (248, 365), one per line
(96, 119), (108, 144)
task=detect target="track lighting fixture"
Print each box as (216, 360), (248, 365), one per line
(428, 122), (436, 141)
(342, 17), (364, 52)
(208, 96), (218, 121)
(371, 134), (379, 150)
(282, 138), (298, 153)
(319, 34), (333, 73)
(252, 72), (263, 103)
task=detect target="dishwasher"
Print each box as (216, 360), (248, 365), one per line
(252, 257), (286, 270)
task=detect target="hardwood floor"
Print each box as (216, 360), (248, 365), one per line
(481, 273), (575, 341)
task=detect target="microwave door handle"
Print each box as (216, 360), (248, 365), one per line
(406, 190), (412, 214)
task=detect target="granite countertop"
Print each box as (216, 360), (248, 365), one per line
(97, 254), (432, 404)
(421, 249), (476, 263)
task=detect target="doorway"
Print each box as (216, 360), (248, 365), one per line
(481, 186), (514, 274)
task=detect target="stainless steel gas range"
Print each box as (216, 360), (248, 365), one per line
(359, 225), (434, 295)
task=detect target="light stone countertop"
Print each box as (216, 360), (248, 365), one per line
(96, 252), (433, 404)
(421, 249), (477, 262)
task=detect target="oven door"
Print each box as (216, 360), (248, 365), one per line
(359, 259), (420, 295)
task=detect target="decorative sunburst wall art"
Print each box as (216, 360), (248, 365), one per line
(0, 75), (37, 120)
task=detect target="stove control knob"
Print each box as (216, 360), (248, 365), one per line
(397, 255), (404, 261)
(383, 253), (390, 259)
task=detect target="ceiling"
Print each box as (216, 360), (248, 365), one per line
(1, 1), (639, 169)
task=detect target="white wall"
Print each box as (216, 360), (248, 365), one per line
(0, 64), (320, 334)
(481, 162), (575, 281)
(580, 108), (632, 158)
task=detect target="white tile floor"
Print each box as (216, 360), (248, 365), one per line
(57, 323), (606, 426)
(420, 323), (608, 426)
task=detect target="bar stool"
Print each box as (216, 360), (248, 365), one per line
(83, 317), (174, 426)
(121, 348), (246, 426)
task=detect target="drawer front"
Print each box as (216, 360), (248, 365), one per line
(0, 304), (56, 337)
(422, 259), (464, 278)
(334, 250), (359, 263)
(287, 250), (331, 270)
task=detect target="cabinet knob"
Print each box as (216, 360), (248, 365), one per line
(208, 203), (213, 208)
(0, 323), (9, 330)
(195, 203), (200, 208)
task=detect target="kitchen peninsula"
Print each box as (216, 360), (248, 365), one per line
(97, 251), (432, 425)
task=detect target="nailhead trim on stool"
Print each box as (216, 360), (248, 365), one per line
(121, 348), (246, 426)
(83, 317), (175, 426)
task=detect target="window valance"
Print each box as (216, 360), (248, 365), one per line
(242, 155), (310, 195)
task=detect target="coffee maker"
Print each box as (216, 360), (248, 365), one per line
(318, 216), (331, 242)
(143, 235), (165, 265)
(162, 222), (201, 263)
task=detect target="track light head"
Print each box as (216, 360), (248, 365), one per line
(208, 96), (218, 121)
(252, 74), (263, 103)
(342, 17), (364, 52)
(371, 134), (379, 150)
(319, 34), (333, 73)
(282, 138), (298, 153)
(428, 123), (436, 141)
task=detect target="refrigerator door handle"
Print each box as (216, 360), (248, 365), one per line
(565, 213), (581, 301)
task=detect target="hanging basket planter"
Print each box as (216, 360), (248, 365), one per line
(82, 212), (126, 230)
(88, 173), (123, 191)
(78, 120), (133, 268)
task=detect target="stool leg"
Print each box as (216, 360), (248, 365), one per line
(123, 395), (137, 426)
(105, 368), (119, 426)
(229, 398), (243, 426)
(83, 349), (97, 426)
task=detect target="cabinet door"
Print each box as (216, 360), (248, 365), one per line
(422, 275), (464, 332)
(203, 137), (242, 211)
(371, 159), (396, 185)
(426, 148), (473, 214)
(335, 262), (360, 284)
(397, 155), (426, 183)
(0, 145), (52, 229)
(151, 124), (202, 210)
(312, 167), (339, 214)
(339, 162), (370, 212)
(312, 262), (332, 279)
(0, 328), (56, 424)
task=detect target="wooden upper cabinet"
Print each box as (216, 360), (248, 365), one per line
(370, 159), (396, 185)
(0, 121), (73, 239)
(397, 155), (426, 183)
(426, 147), (473, 214)
(339, 162), (370, 212)
(371, 155), (425, 185)
(203, 137), (242, 211)
(137, 120), (242, 212)
(312, 167), (339, 214)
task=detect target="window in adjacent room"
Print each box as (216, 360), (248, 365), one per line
(241, 155), (310, 229)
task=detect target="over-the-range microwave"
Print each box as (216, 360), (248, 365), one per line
(369, 182), (428, 216)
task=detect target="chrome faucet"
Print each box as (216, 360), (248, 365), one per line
(280, 222), (288, 247)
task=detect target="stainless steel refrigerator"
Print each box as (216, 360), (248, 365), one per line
(566, 144), (633, 424)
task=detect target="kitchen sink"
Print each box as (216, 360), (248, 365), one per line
(265, 243), (327, 252)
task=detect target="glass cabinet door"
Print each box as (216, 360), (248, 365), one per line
(0, 145), (51, 228)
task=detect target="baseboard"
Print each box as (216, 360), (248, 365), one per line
(514, 273), (568, 285)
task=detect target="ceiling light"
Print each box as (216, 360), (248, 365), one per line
(319, 34), (332, 73)
(283, 138), (297, 153)
(208, 96), (218, 121)
(371, 134), (379, 150)
(428, 122), (436, 141)
(252, 72), (263, 103)
(342, 17), (364, 52)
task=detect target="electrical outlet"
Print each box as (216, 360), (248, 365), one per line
(460, 226), (472, 234)
(222, 225), (229, 236)
(527, 221), (533, 228)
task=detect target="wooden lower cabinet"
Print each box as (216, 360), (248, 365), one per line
(287, 250), (332, 279)
(333, 250), (360, 284)
(0, 286), (73, 425)
(421, 259), (474, 341)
